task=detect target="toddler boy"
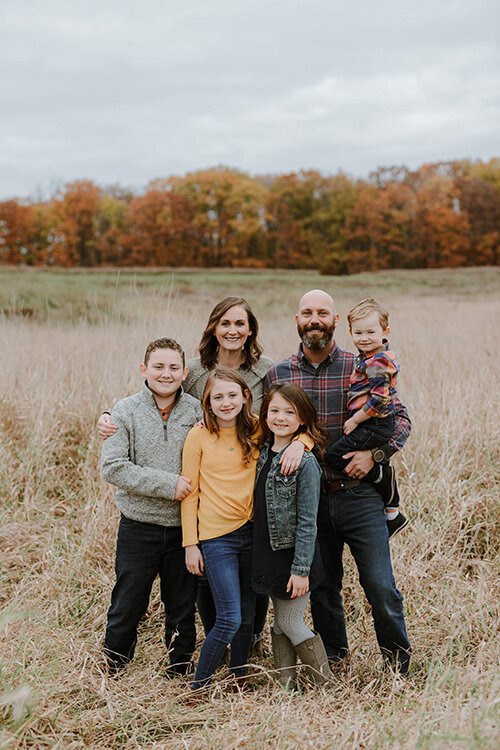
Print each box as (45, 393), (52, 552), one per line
(325, 299), (408, 539)
(101, 337), (202, 674)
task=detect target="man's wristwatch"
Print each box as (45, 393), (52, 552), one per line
(370, 447), (387, 463)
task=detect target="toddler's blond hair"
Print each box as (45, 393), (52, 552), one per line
(347, 298), (389, 330)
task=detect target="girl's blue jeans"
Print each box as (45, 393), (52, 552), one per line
(193, 522), (256, 689)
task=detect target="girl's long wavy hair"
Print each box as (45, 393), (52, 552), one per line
(201, 368), (259, 466)
(198, 297), (263, 371)
(259, 383), (330, 456)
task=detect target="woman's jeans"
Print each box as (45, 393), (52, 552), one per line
(193, 522), (256, 689)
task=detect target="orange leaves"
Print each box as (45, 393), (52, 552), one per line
(0, 201), (36, 263)
(50, 181), (101, 266)
(1, 160), (498, 271)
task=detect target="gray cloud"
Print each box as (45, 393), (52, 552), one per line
(1, 0), (499, 199)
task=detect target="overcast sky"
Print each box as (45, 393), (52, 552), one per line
(1, 0), (499, 200)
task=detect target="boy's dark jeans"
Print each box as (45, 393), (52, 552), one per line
(325, 415), (399, 508)
(104, 515), (198, 671)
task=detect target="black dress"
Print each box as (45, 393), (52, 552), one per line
(251, 449), (324, 600)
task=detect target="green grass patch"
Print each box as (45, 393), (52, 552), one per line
(2, 266), (499, 323)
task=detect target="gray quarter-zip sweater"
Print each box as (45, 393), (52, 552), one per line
(101, 382), (202, 526)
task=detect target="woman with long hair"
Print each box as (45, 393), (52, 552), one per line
(184, 297), (274, 648)
(184, 296), (273, 413)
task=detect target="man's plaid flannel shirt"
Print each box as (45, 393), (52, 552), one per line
(264, 343), (411, 481)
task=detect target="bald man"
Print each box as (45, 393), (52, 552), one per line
(265, 289), (411, 674)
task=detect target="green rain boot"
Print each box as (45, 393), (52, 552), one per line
(271, 629), (297, 690)
(294, 633), (333, 686)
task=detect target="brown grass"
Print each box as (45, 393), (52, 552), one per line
(1, 268), (499, 749)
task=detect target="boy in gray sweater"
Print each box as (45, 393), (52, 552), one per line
(101, 337), (202, 675)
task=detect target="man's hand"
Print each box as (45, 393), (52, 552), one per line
(174, 476), (192, 501)
(279, 440), (304, 475)
(342, 450), (374, 479)
(185, 545), (204, 575)
(343, 417), (358, 436)
(286, 574), (309, 599)
(98, 413), (118, 440)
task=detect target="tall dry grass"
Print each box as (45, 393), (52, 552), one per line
(1, 271), (499, 749)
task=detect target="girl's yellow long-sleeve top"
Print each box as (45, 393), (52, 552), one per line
(181, 426), (313, 547)
(181, 426), (257, 546)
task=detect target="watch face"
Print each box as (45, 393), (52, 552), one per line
(372, 448), (385, 462)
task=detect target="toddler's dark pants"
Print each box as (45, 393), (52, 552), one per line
(325, 415), (399, 508)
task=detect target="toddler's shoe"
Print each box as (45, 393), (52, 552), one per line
(387, 512), (409, 540)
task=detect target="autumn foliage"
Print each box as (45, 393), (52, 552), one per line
(1, 160), (498, 272)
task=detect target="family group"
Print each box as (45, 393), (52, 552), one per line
(98, 289), (412, 694)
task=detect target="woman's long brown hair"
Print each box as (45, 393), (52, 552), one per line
(201, 368), (258, 466)
(198, 297), (263, 370)
(259, 383), (329, 456)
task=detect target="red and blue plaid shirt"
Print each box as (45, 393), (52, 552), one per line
(265, 342), (411, 480)
(348, 342), (399, 418)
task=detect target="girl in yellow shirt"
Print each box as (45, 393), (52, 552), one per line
(181, 368), (305, 690)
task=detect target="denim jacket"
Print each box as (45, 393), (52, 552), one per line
(255, 442), (322, 577)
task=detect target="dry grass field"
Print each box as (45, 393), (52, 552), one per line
(1, 267), (499, 749)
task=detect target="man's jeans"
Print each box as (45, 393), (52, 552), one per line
(194, 522), (256, 689)
(104, 515), (197, 671)
(310, 483), (411, 673)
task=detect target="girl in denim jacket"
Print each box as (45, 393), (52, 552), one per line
(252, 383), (333, 688)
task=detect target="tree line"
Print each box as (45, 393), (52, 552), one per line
(0, 159), (498, 273)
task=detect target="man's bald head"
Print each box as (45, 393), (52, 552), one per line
(297, 289), (336, 316)
(295, 289), (339, 353)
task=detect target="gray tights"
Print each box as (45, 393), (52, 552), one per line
(271, 593), (314, 646)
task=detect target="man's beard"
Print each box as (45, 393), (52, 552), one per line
(297, 322), (335, 351)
